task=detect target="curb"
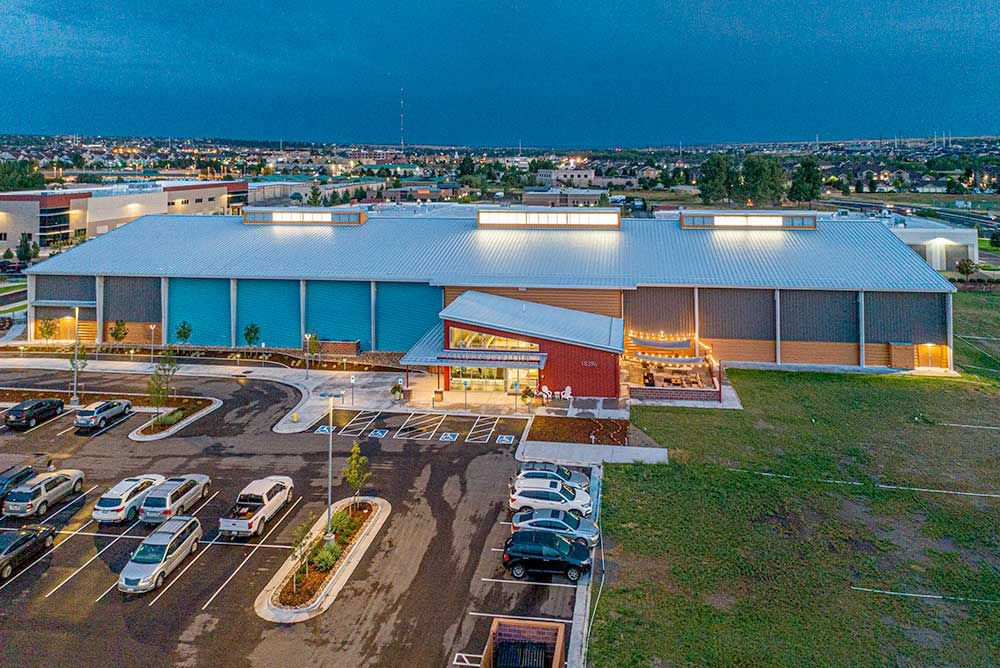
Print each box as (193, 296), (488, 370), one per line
(128, 398), (223, 441)
(254, 496), (391, 624)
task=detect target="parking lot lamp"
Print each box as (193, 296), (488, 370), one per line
(149, 324), (157, 364)
(304, 334), (312, 379)
(319, 392), (335, 541)
(71, 306), (80, 405)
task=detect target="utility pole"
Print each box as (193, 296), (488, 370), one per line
(399, 87), (405, 154)
(71, 306), (80, 405)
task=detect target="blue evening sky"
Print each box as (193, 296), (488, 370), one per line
(2, 0), (998, 147)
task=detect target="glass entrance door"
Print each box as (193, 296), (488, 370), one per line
(504, 368), (538, 394)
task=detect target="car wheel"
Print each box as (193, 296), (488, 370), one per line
(0, 564), (11, 579)
(44, 535), (53, 548)
(155, 573), (165, 589)
(575, 537), (589, 547)
(518, 507), (531, 514)
(56, 405), (63, 415)
(98, 418), (106, 429)
(73, 479), (83, 493)
(28, 418), (36, 428)
(37, 501), (48, 516)
(127, 506), (137, 521)
(511, 564), (527, 579)
(286, 488), (294, 505)
(191, 540), (198, 554)
(201, 484), (209, 498)
(257, 516), (267, 537)
(566, 567), (581, 582)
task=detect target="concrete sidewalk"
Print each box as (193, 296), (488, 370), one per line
(515, 439), (669, 466)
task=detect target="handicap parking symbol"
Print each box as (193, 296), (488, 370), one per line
(370, 429), (389, 438)
(496, 434), (515, 444)
(314, 425), (333, 434)
(440, 432), (459, 442)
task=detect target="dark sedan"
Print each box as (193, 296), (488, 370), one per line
(0, 524), (56, 579)
(4, 399), (64, 430)
(0, 465), (36, 505)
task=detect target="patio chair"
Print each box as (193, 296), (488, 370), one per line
(539, 385), (553, 401)
(561, 386), (573, 400)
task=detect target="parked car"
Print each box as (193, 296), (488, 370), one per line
(118, 516), (202, 593)
(511, 462), (590, 492)
(139, 475), (211, 525)
(92, 474), (165, 523)
(4, 399), (64, 430)
(508, 479), (592, 517)
(0, 524), (56, 579)
(511, 508), (599, 547)
(2, 470), (85, 518)
(501, 529), (591, 582)
(73, 400), (132, 431)
(0, 465), (35, 506)
(218, 476), (293, 539)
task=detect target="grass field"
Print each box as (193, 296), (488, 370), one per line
(953, 291), (1000, 380)
(589, 370), (1000, 667)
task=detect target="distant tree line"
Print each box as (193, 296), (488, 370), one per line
(698, 154), (821, 206)
(0, 161), (45, 192)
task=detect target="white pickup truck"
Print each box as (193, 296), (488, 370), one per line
(218, 476), (294, 539)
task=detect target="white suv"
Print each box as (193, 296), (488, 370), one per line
(139, 475), (211, 525)
(2, 470), (85, 518)
(508, 479), (593, 518)
(92, 474), (165, 523)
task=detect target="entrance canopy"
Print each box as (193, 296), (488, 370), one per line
(401, 326), (548, 369)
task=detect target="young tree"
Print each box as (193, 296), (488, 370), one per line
(175, 320), (192, 345)
(289, 514), (316, 595)
(306, 185), (323, 207)
(2, 248), (13, 260)
(342, 442), (371, 512)
(788, 156), (822, 203)
(243, 322), (260, 347)
(15, 234), (31, 263)
(956, 258), (978, 283)
(37, 318), (57, 344)
(109, 320), (129, 344)
(30, 241), (39, 259)
(147, 349), (178, 423)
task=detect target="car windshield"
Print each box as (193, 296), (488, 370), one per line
(0, 534), (18, 551)
(558, 483), (576, 501)
(96, 497), (121, 508)
(236, 494), (265, 506)
(553, 535), (573, 555)
(0, 470), (19, 484)
(76, 410), (95, 417)
(562, 513), (580, 529)
(144, 496), (167, 508)
(555, 466), (571, 480)
(5, 490), (32, 503)
(11, 402), (32, 411)
(131, 543), (167, 564)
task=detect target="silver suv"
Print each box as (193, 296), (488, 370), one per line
(139, 475), (211, 524)
(118, 516), (202, 593)
(74, 400), (132, 431)
(2, 470), (85, 518)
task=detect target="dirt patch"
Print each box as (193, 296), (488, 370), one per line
(528, 416), (630, 445)
(0, 386), (206, 409)
(702, 591), (738, 611)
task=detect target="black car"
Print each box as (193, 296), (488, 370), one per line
(0, 524), (56, 579)
(4, 399), (64, 430)
(501, 529), (591, 582)
(0, 465), (35, 505)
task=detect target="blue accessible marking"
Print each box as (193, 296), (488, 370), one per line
(370, 429), (389, 438)
(314, 425), (333, 434)
(440, 432), (459, 442)
(496, 434), (515, 444)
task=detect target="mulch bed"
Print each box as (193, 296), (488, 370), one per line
(0, 387), (207, 410)
(138, 399), (213, 435)
(528, 416), (630, 445)
(278, 502), (373, 607)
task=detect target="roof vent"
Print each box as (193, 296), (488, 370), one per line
(242, 206), (367, 226)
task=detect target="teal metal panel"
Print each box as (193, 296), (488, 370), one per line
(236, 279), (301, 348)
(305, 280), (371, 350)
(375, 282), (442, 351)
(168, 278), (230, 346)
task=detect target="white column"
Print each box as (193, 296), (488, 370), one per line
(230, 279), (237, 347)
(774, 289), (781, 365)
(160, 277), (169, 343)
(26, 274), (35, 342)
(946, 292), (954, 371)
(370, 281), (377, 351)
(858, 291), (866, 367)
(693, 286), (700, 348)
(95, 276), (105, 344)
(299, 279), (306, 344)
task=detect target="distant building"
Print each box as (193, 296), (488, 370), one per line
(521, 188), (606, 207)
(536, 168), (595, 186)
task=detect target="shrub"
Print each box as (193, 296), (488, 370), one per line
(328, 509), (351, 535)
(310, 543), (342, 572)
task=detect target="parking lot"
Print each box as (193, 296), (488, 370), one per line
(0, 368), (586, 668)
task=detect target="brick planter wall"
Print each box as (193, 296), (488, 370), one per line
(629, 385), (720, 402)
(315, 340), (361, 356)
(482, 618), (565, 668)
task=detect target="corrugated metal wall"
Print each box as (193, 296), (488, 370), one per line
(375, 282), (442, 351)
(305, 280), (371, 349)
(34, 274), (95, 302)
(622, 287), (694, 335)
(864, 292), (948, 344)
(699, 288), (775, 340)
(168, 278), (230, 346)
(236, 279), (301, 348)
(779, 290), (858, 342)
(944, 244), (968, 271)
(104, 276), (161, 322)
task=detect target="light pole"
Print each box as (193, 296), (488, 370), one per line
(149, 324), (157, 365)
(71, 306), (80, 405)
(319, 392), (335, 542)
(304, 334), (312, 379)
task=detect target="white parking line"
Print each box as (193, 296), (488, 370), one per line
(453, 653), (484, 666)
(466, 416), (499, 443)
(394, 412), (446, 440)
(340, 410), (381, 437)
(39, 485), (98, 523)
(468, 611), (572, 624)
(45, 519), (144, 597)
(0, 519), (95, 594)
(88, 412), (136, 438)
(56, 424), (77, 436)
(147, 536), (220, 607)
(481, 577), (578, 589)
(21, 408), (78, 435)
(200, 496), (302, 610)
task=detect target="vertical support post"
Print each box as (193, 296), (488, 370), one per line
(774, 289), (781, 365)
(95, 276), (105, 344)
(858, 291), (866, 367)
(946, 292), (954, 371)
(26, 274), (35, 342)
(160, 277), (169, 343)
(370, 281), (377, 351)
(693, 286), (700, 350)
(230, 278), (237, 348)
(299, 279), (306, 345)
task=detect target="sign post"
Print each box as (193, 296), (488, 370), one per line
(463, 380), (469, 410)
(350, 374), (356, 405)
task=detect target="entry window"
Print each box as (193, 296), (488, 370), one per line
(449, 327), (538, 351)
(450, 367), (505, 391)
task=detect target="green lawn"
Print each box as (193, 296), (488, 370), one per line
(953, 291), (1000, 380)
(0, 282), (26, 296)
(590, 371), (1000, 667)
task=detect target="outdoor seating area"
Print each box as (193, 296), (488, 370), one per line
(621, 331), (717, 392)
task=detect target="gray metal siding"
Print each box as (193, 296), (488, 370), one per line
(34, 274), (95, 302)
(944, 244), (969, 272)
(35, 305), (96, 321)
(699, 288), (775, 340)
(623, 287), (694, 335)
(104, 276), (161, 322)
(864, 292), (948, 344)
(780, 290), (858, 342)
(907, 244), (927, 261)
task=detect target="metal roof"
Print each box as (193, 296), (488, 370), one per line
(441, 291), (625, 352)
(27, 205), (955, 293)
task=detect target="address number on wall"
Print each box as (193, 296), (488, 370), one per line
(581, 360), (598, 367)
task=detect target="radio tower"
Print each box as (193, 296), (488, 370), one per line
(399, 87), (405, 154)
